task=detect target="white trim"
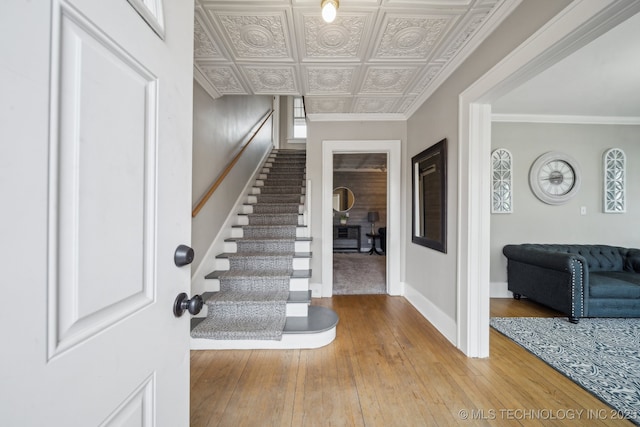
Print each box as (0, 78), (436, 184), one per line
(458, 0), (640, 358)
(272, 96), (280, 149)
(457, 103), (492, 357)
(492, 113), (640, 125)
(191, 327), (336, 350)
(193, 65), (221, 100)
(404, 0), (524, 119)
(403, 283), (457, 346)
(321, 140), (402, 297)
(126, 0), (165, 40)
(490, 281), (512, 298)
(308, 113), (406, 122)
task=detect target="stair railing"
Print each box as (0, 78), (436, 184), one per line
(192, 109), (274, 218)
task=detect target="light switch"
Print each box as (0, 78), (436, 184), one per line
(580, 206), (587, 215)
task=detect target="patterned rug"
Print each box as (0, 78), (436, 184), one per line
(491, 317), (640, 425)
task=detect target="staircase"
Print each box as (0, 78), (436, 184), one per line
(191, 149), (338, 350)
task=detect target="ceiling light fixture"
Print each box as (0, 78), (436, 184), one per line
(321, 0), (339, 23)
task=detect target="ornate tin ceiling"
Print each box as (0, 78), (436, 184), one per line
(194, 0), (511, 118)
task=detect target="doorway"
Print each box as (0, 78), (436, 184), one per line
(458, 1), (640, 357)
(321, 140), (402, 297)
(332, 153), (388, 295)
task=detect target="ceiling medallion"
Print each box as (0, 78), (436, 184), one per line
(321, 0), (339, 24)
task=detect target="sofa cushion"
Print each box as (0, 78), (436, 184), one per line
(590, 272), (640, 299)
(565, 245), (626, 272)
(520, 244), (628, 272)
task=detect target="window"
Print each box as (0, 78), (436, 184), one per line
(293, 96), (307, 139)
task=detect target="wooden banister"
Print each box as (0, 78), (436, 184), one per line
(192, 109), (274, 218)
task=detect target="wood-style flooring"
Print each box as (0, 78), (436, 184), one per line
(191, 296), (632, 426)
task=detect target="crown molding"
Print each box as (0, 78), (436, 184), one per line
(194, 65), (222, 100)
(405, 0), (524, 118)
(307, 112), (407, 122)
(491, 113), (640, 125)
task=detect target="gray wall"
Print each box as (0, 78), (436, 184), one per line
(333, 170), (387, 250)
(306, 120), (406, 286)
(405, 0), (572, 320)
(491, 122), (640, 287)
(191, 81), (273, 271)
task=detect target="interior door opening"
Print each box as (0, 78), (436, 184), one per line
(332, 153), (388, 295)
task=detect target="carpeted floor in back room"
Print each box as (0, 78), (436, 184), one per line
(333, 252), (386, 295)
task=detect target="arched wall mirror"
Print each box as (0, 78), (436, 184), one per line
(332, 187), (355, 212)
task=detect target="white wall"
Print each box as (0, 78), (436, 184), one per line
(404, 0), (572, 326)
(191, 82), (273, 272)
(490, 122), (640, 292)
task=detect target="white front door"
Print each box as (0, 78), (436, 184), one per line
(0, 1), (194, 425)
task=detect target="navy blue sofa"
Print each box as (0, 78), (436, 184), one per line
(503, 244), (640, 322)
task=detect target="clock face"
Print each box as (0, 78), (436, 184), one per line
(538, 160), (575, 196)
(529, 152), (581, 205)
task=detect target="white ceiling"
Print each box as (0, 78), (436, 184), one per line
(493, 11), (640, 119)
(193, 0), (514, 118)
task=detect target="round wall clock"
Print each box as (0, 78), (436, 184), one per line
(529, 151), (581, 205)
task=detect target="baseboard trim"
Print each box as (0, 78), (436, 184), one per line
(403, 282), (457, 347)
(490, 281), (512, 298)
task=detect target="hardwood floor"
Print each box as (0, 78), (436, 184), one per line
(191, 296), (632, 426)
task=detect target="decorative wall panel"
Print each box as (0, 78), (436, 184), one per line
(491, 148), (513, 213)
(604, 148), (626, 213)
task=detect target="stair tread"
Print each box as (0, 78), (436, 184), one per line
(232, 224), (307, 229)
(191, 306), (337, 337)
(205, 269), (312, 280)
(206, 290), (289, 304)
(225, 237), (310, 242)
(201, 290), (310, 304)
(216, 252), (311, 258)
(207, 269), (292, 279)
(284, 306), (339, 334)
(238, 213), (303, 216)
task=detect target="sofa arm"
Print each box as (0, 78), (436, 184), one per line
(503, 245), (586, 320)
(503, 245), (587, 273)
(625, 249), (640, 273)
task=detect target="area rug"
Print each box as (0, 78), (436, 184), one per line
(491, 317), (640, 425)
(333, 252), (386, 295)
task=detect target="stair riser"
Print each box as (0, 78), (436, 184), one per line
(287, 303), (309, 317)
(224, 240), (311, 253)
(251, 187), (306, 195)
(231, 226), (309, 238)
(240, 204), (304, 214)
(261, 168), (306, 175)
(258, 173), (306, 180)
(204, 277), (309, 292)
(255, 180), (305, 187)
(236, 215), (304, 226)
(247, 195), (306, 204)
(214, 257), (310, 270)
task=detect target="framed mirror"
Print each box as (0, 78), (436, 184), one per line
(332, 187), (355, 212)
(412, 138), (447, 253)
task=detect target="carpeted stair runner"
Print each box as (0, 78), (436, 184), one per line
(191, 150), (307, 340)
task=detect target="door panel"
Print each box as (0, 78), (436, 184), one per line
(0, 0), (194, 425)
(53, 6), (157, 356)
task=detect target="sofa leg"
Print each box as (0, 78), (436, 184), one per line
(568, 316), (579, 324)
(513, 293), (521, 300)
